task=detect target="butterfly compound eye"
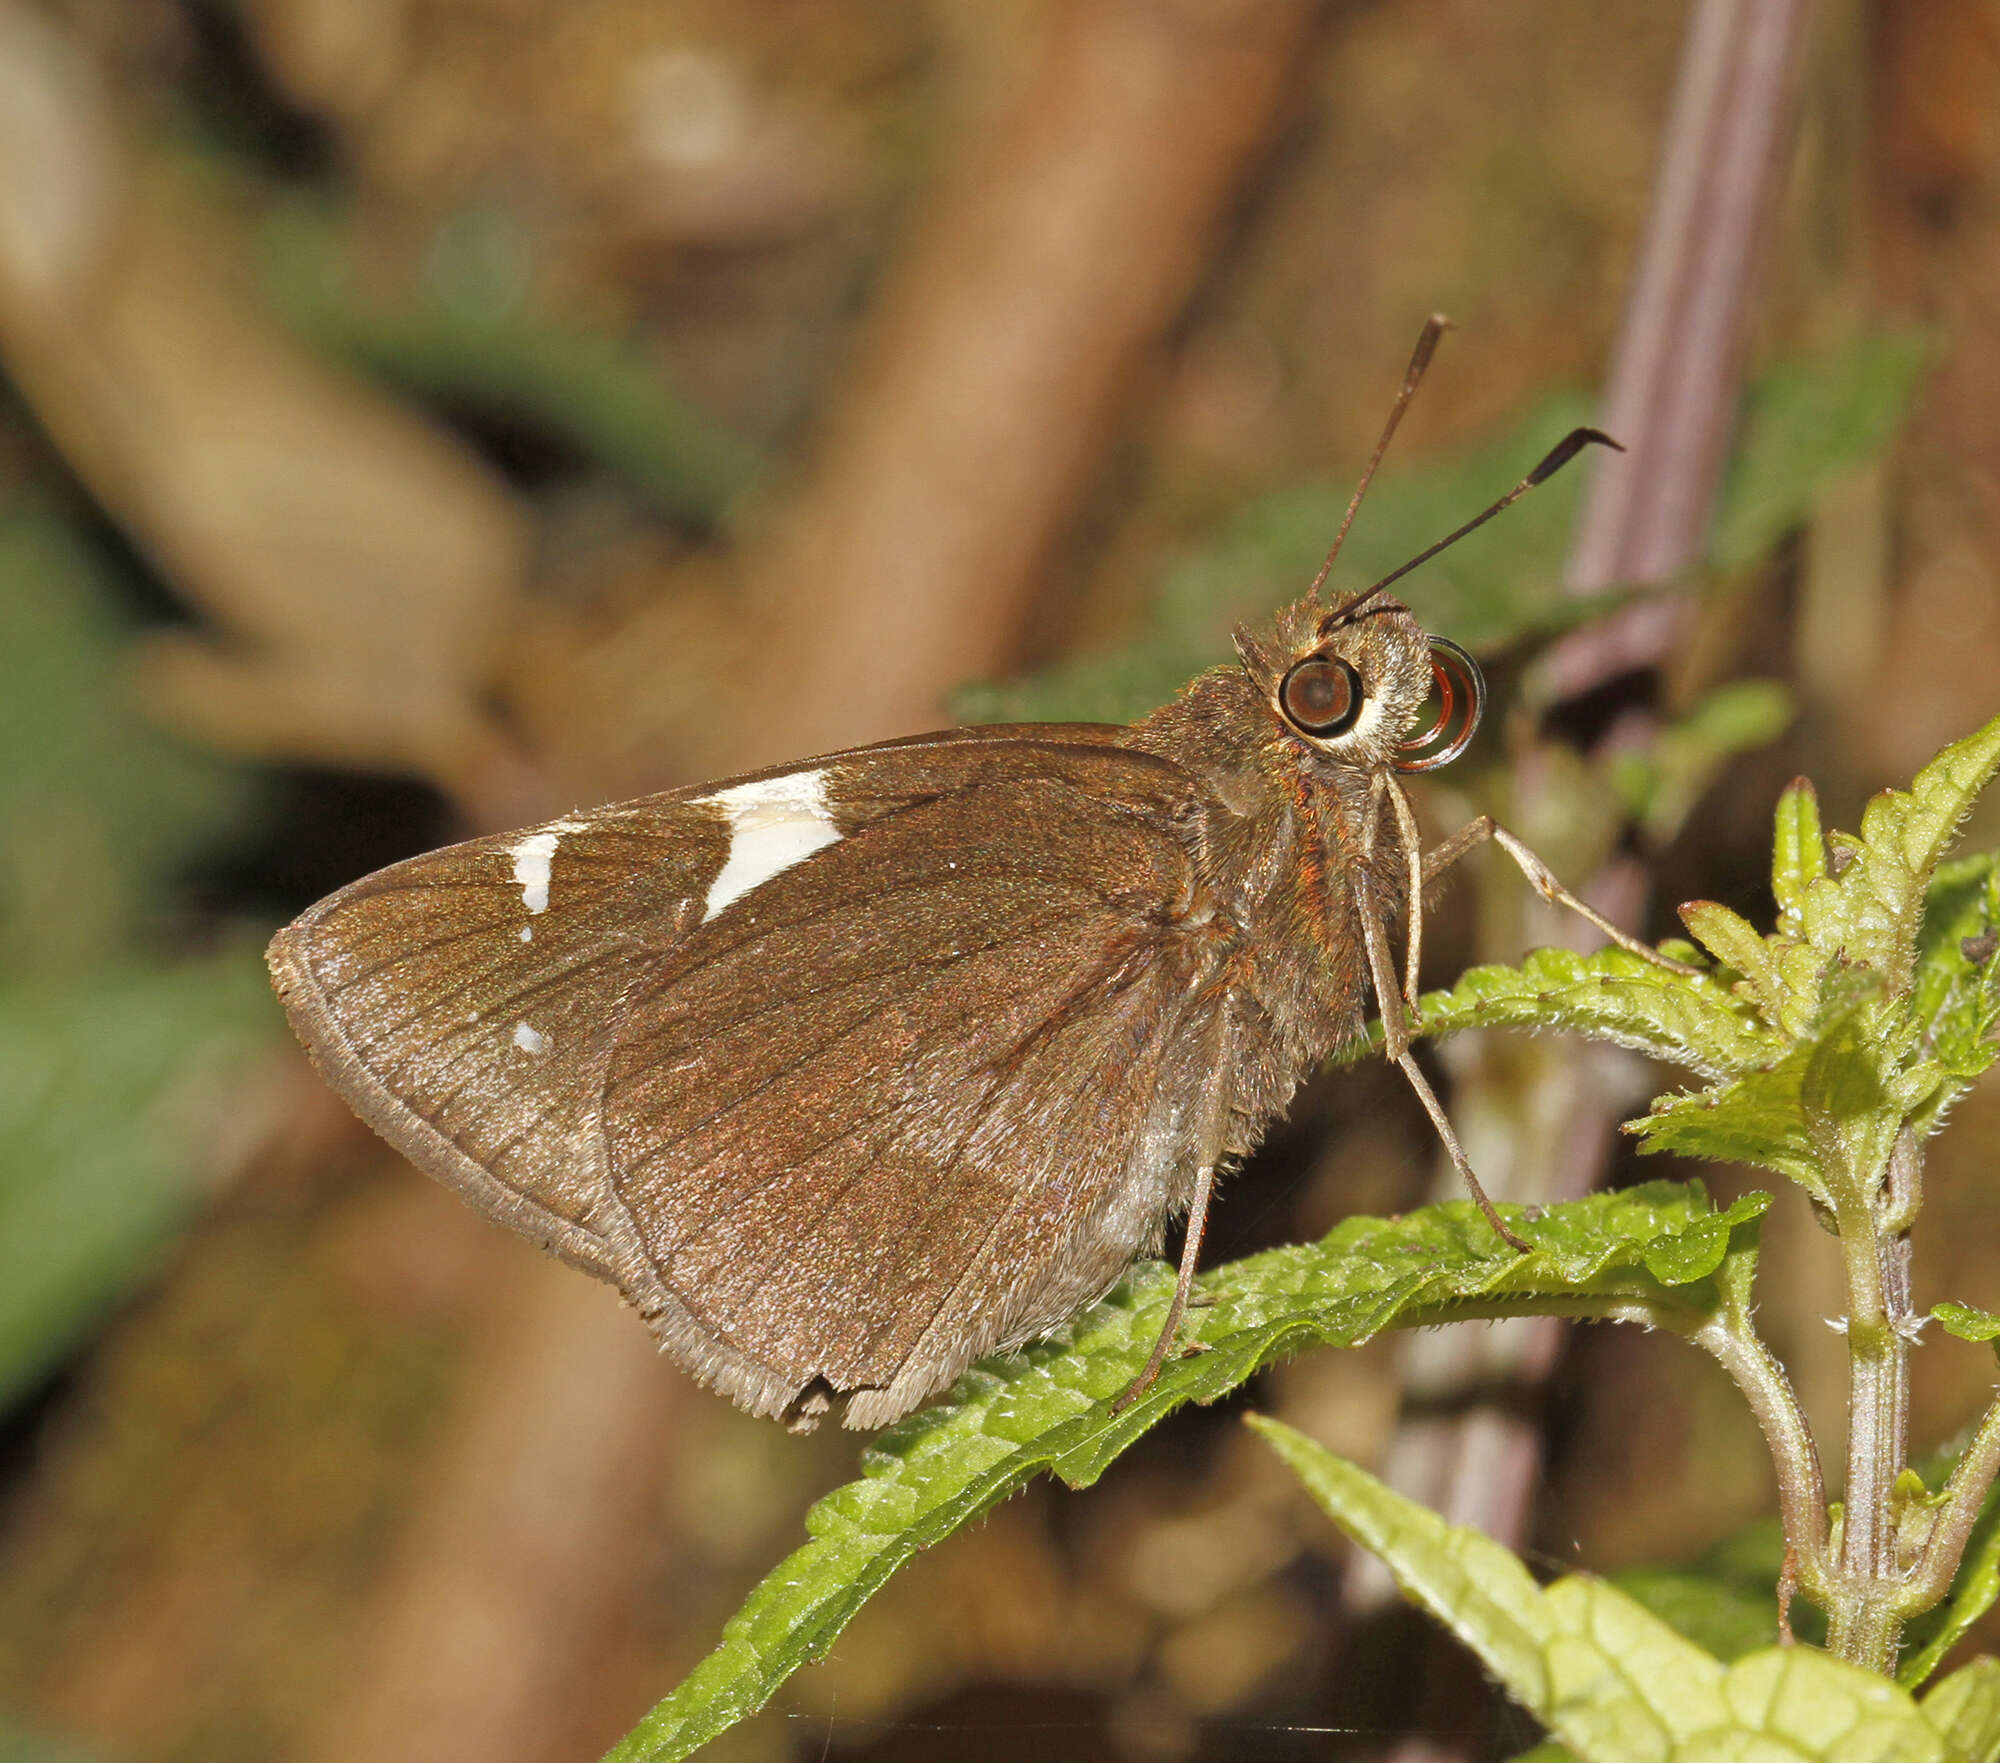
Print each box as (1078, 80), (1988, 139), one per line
(1393, 636), (1485, 773)
(1279, 656), (1363, 737)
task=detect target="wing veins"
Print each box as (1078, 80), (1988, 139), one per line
(676, 1056), (1012, 1374)
(628, 911), (1060, 1056)
(666, 1089), (938, 1326)
(891, 961), (1183, 1368)
(354, 941), (637, 1048)
(615, 900), (1084, 1155)
(314, 893), (535, 990)
(664, 821), (1159, 988)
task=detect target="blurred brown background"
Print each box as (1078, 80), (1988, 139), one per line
(0, 1), (1997, 1759)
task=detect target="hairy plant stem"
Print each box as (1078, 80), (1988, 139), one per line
(1684, 1111), (2000, 1671)
(1392, 1121), (2000, 1676)
(1688, 1308), (1835, 1608)
(1863, 1128), (2000, 1628)
(1819, 1128), (1921, 1672)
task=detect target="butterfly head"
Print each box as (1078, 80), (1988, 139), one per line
(1234, 588), (1485, 776)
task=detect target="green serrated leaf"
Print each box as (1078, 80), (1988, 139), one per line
(1798, 988), (1896, 1120)
(1804, 715), (2000, 995)
(1612, 1568), (1782, 1664)
(1800, 989), (1912, 1212)
(1639, 1212), (1736, 1286)
(1923, 1657), (2000, 1760)
(1773, 933), (1831, 1037)
(1712, 1647), (1953, 1762)
(1774, 778), (1829, 934)
(1350, 944), (1781, 1080)
(1253, 1417), (1562, 1710)
(1627, 961), (1934, 1209)
(1627, 1042), (1824, 1197)
(1911, 856), (2000, 1095)
(606, 1182), (1759, 1761)
(1680, 900), (1790, 1026)
(1253, 1417), (1953, 1762)
(1366, 775), (2000, 1212)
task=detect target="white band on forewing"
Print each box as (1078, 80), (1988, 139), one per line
(698, 770), (842, 922)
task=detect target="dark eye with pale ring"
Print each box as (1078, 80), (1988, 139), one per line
(1279, 655), (1363, 736)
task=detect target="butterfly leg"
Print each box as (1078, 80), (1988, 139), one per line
(1421, 815), (1701, 977)
(1382, 773), (1430, 1023)
(1111, 1162), (1219, 1413)
(1394, 1050), (1529, 1251)
(1356, 859), (1531, 1252)
(1112, 1010), (1243, 1413)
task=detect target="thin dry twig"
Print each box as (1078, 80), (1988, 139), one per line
(1568, 0), (1813, 597)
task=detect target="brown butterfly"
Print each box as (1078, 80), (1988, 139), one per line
(268, 319), (1687, 1430)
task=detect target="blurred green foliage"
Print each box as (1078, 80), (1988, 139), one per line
(958, 387), (1597, 725)
(0, 958), (273, 1411)
(257, 200), (765, 530)
(0, 510), (274, 1409)
(0, 1712), (110, 1763)
(1607, 680), (1794, 845)
(0, 516), (246, 970)
(961, 332), (1934, 727)
(1712, 331), (1937, 571)
(1613, 1518), (1808, 1663)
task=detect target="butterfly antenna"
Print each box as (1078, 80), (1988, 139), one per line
(1329, 426), (1625, 627)
(1303, 313), (1451, 609)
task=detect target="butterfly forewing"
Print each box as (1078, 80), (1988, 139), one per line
(272, 800), (745, 1278)
(271, 730), (1225, 1425)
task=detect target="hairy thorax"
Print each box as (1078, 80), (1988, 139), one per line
(1127, 671), (1406, 1122)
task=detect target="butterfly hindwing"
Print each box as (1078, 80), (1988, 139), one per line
(601, 766), (1223, 1423)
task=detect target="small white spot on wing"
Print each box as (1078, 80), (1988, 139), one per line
(519, 925), (533, 943)
(697, 769), (842, 922)
(508, 818), (586, 915)
(513, 1020), (546, 1055)
(510, 831), (558, 913)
